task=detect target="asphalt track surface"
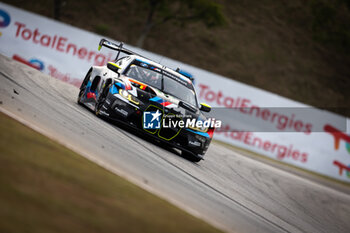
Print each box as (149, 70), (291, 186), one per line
(1, 54), (350, 233)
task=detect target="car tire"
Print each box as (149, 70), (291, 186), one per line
(77, 88), (85, 105)
(94, 95), (105, 116)
(77, 71), (91, 105)
(95, 84), (110, 116)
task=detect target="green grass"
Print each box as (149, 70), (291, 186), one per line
(0, 112), (222, 233)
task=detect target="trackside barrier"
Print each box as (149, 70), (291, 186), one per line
(1, 2), (349, 183)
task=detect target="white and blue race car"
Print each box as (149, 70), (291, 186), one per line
(78, 39), (215, 162)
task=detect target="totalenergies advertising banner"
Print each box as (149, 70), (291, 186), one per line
(1, 2), (350, 183)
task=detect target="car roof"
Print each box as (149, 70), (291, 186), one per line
(128, 55), (193, 85)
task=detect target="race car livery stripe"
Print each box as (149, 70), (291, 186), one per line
(107, 62), (121, 69)
(125, 82), (132, 90)
(110, 84), (119, 94)
(136, 58), (150, 65)
(186, 129), (210, 138)
(160, 101), (171, 106)
(176, 74), (189, 83)
(129, 79), (147, 90)
(150, 97), (176, 108)
(149, 96), (163, 103)
(207, 127), (215, 138)
(115, 82), (125, 89)
(200, 103), (211, 108)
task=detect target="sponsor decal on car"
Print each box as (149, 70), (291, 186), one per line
(143, 110), (162, 129)
(115, 107), (128, 117)
(189, 141), (201, 147)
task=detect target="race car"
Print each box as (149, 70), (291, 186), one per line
(77, 39), (215, 162)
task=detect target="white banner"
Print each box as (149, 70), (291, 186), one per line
(1, 2), (350, 182)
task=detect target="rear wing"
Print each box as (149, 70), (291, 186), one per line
(98, 39), (194, 83)
(98, 38), (143, 60)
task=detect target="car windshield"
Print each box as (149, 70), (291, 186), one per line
(125, 64), (163, 89)
(124, 60), (197, 106)
(162, 76), (196, 106)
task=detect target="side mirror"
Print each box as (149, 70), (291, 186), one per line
(200, 103), (211, 112)
(107, 62), (121, 74)
(178, 101), (197, 112)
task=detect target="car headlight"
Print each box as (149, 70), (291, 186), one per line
(188, 120), (208, 133)
(118, 89), (139, 105)
(189, 125), (208, 133)
(120, 89), (129, 98)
